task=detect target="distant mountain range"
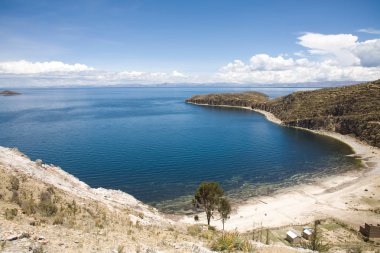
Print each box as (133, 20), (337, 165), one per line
(0, 80), (366, 89)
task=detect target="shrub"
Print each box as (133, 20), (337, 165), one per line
(187, 224), (202, 236)
(9, 176), (19, 191)
(53, 215), (64, 225)
(300, 220), (330, 252)
(67, 200), (79, 215)
(10, 191), (21, 205)
(21, 197), (37, 215)
(95, 218), (104, 229)
(38, 191), (57, 217)
(5, 208), (18, 220)
(211, 231), (254, 252)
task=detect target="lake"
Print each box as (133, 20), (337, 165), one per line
(0, 87), (359, 211)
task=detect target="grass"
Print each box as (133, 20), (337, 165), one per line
(4, 208), (18, 220)
(320, 222), (343, 231)
(211, 231), (254, 252)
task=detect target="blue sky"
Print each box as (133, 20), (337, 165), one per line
(0, 0), (380, 86)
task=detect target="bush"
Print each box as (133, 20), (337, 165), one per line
(10, 191), (21, 205)
(5, 208), (18, 220)
(95, 218), (104, 229)
(38, 191), (57, 217)
(53, 215), (64, 225)
(21, 197), (37, 215)
(300, 220), (330, 252)
(211, 232), (254, 252)
(187, 224), (202, 236)
(9, 176), (19, 191)
(66, 200), (79, 215)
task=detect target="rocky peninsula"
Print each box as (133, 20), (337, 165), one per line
(187, 79), (380, 148)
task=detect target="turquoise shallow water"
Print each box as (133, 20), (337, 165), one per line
(0, 87), (359, 209)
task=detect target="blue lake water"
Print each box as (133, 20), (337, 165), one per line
(0, 87), (359, 211)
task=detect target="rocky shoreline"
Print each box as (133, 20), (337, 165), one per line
(186, 79), (380, 148)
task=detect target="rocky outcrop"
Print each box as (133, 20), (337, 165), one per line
(0, 90), (21, 96)
(186, 79), (380, 148)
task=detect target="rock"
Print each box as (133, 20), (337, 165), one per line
(35, 159), (43, 167)
(7, 235), (18, 241)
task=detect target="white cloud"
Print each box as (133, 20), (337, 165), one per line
(357, 28), (380, 35)
(297, 33), (360, 66)
(353, 39), (380, 67)
(0, 60), (94, 74)
(215, 33), (380, 84)
(0, 60), (190, 86)
(297, 33), (380, 67)
(111, 70), (188, 83)
(216, 54), (380, 84)
(1, 33), (380, 86)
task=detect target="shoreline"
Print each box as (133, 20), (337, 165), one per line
(187, 101), (377, 166)
(182, 102), (380, 231)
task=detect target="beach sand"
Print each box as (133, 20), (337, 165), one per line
(181, 104), (380, 232)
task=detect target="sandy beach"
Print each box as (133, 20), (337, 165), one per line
(181, 104), (380, 232)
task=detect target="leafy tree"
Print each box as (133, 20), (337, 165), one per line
(218, 197), (231, 230)
(193, 182), (224, 226)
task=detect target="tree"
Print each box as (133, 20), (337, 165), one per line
(218, 197), (231, 230)
(193, 182), (224, 226)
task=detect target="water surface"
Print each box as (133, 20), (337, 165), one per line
(0, 87), (359, 210)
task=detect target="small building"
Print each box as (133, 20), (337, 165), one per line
(286, 230), (301, 243)
(360, 223), (380, 238)
(302, 227), (314, 240)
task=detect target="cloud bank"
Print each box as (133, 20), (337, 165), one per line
(1, 33), (380, 87)
(216, 33), (380, 84)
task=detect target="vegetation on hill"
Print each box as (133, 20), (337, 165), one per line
(186, 91), (269, 107)
(186, 80), (380, 148)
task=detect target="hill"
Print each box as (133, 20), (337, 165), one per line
(1, 147), (320, 253)
(186, 80), (380, 148)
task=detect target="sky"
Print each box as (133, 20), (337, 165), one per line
(0, 0), (380, 87)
